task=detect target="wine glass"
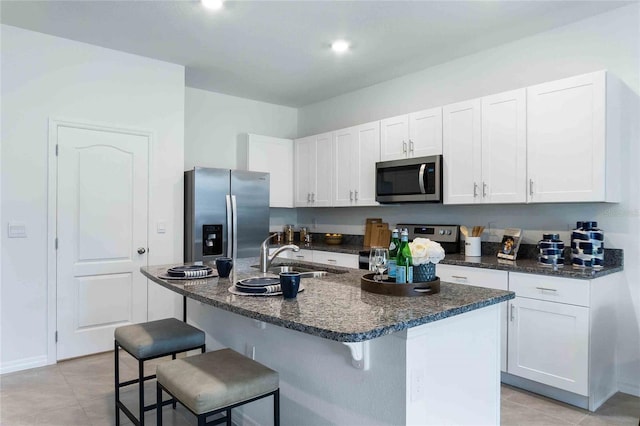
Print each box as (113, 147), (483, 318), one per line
(372, 248), (389, 281)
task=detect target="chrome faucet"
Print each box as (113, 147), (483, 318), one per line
(259, 233), (299, 273)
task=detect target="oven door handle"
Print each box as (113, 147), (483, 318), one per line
(418, 163), (426, 194)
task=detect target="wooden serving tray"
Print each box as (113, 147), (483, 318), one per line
(360, 273), (440, 297)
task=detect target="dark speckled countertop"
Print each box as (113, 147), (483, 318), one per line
(142, 258), (514, 343)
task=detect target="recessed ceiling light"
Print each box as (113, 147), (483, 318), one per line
(202, 0), (224, 11)
(331, 40), (350, 54)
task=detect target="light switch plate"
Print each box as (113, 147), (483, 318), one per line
(156, 221), (166, 234)
(8, 222), (27, 238)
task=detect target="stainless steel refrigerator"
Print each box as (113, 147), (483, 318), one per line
(184, 167), (269, 262)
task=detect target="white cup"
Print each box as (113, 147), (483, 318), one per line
(465, 237), (482, 257)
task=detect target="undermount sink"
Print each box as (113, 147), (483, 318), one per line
(251, 263), (348, 278)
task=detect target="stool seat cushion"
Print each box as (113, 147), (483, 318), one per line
(156, 349), (279, 415)
(115, 318), (205, 359)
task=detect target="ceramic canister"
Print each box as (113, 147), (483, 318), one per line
(537, 234), (564, 267)
(571, 221), (604, 269)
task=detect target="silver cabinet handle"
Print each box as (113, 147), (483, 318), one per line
(473, 183), (478, 198)
(452, 275), (468, 280)
(137, 247), (146, 254)
(350, 190), (353, 201)
(327, 259), (337, 263)
(296, 255), (305, 259)
(482, 182), (487, 197)
(311, 192), (315, 202)
(409, 140), (414, 154)
(307, 192), (311, 202)
(354, 190), (358, 201)
(225, 194), (232, 256)
(529, 179), (534, 196)
(510, 303), (515, 322)
(535, 287), (557, 292)
(402, 140), (407, 154)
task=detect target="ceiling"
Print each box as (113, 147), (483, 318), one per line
(0, 1), (632, 107)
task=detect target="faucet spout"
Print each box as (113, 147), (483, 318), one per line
(259, 234), (300, 273)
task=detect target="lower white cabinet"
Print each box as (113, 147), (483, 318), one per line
(312, 250), (359, 269)
(506, 272), (619, 411)
(437, 264), (509, 372)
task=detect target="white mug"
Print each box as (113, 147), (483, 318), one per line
(465, 237), (482, 257)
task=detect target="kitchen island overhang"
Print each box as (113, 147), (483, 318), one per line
(142, 259), (514, 425)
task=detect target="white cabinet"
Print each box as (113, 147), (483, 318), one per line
(239, 134), (294, 208)
(294, 133), (333, 207)
(312, 251), (359, 269)
(527, 71), (620, 203)
(443, 89), (526, 205)
(333, 121), (380, 207)
(380, 107), (442, 161)
(437, 264), (509, 372)
(442, 99), (481, 204)
(505, 271), (619, 411)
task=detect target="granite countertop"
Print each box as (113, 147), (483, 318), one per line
(142, 258), (514, 343)
(273, 241), (624, 280)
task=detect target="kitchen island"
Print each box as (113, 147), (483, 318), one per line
(142, 259), (514, 425)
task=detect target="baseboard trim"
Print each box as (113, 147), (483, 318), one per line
(618, 381), (640, 397)
(0, 355), (49, 375)
(501, 372), (589, 410)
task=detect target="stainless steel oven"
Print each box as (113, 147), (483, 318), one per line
(375, 155), (442, 203)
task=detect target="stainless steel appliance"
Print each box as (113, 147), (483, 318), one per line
(375, 155), (442, 203)
(358, 223), (460, 269)
(184, 167), (269, 262)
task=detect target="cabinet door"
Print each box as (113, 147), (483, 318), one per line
(333, 127), (356, 207)
(508, 297), (589, 395)
(294, 136), (314, 207)
(443, 99), (482, 204)
(527, 71), (606, 202)
(313, 132), (333, 206)
(353, 121), (380, 206)
(380, 115), (409, 161)
(409, 107), (443, 157)
(481, 89), (527, 204)
(245, 134), (294, 208)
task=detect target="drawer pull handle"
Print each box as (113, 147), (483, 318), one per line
(296, 255), (305, 259)
(452, 275), (468, 280)
(535, 287), (557, 292)
(327, 259), (336, 263)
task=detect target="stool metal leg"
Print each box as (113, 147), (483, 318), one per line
(156, 382), (163, 426)
(115, 341), (120, 426)
(139, 359), (145, 426)
(274, 389), (280, 426)
(226, 409), (232, 426)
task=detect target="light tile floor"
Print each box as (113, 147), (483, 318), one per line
(1, 351), (638, 425)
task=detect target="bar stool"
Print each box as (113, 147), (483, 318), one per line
(156, 348), (280, 426)
(114, 318), (206, 426)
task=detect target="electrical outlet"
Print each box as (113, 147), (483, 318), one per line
(410, 368), (426, 402)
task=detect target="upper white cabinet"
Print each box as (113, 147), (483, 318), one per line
(443, 89), (527, 205)
(442, 99), (481, 204)
(294, 132), (333, 207)
(380, 107), (442, 161)
(333, 121), (380, 207)
(527, 71), (619, 203)
(239, 134), (294, 208)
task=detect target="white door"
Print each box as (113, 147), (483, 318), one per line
(527, 71), (606, 202)
(481, 89), (527, 204)
(380, 115), (409, 161)
(294, 136), (314, 207)
(333, 127), (355, 207)
(353, 121), (380, 206)
(56, 125), (149, 360)
(409, 107), (443, 157)
(443, 99), (482, 204)
(507, 297), (589, 395)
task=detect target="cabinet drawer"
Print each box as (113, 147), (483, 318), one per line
(509, 272), (590, 307)
(312, 251), (358, 269)
(437, 264), (508, 290)
(290, 249), (313, 262)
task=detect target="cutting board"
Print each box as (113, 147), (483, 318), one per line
(364, 218), (383, 248)
(364, 219), (390, 248)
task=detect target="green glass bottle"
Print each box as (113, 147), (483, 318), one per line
(388, 229), (400, 279)
(395, 229), (413, 284)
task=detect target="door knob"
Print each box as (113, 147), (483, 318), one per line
(137, 247), (146, 254)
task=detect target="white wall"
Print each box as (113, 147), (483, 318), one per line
(1, 25), (186, 372)
(184, 87), (299, 229)
(297, 4), (640, 395)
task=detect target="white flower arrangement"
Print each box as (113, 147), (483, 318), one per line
(409, 238), (446, 265)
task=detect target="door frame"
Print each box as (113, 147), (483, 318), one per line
(47, 118), (152, 364)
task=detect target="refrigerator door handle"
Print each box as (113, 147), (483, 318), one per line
(225, 194), (233, 257)
(231, 195), (238, 259)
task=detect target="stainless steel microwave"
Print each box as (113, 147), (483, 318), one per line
(375, 155), (442, 203)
